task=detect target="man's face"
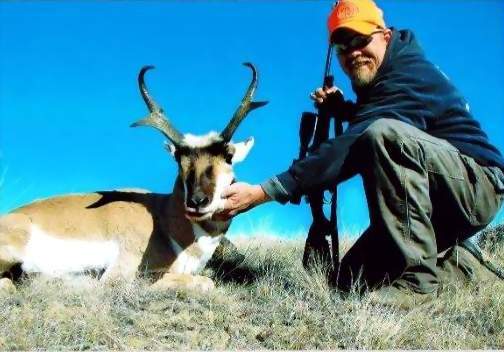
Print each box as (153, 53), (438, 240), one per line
(335, 28), (391, 88)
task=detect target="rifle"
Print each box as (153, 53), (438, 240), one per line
(299, 44), (344, 279)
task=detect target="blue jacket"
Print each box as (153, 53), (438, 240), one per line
(264, 29), (504, 203)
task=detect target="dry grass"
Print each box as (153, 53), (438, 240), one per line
(1, 231), (503, 350)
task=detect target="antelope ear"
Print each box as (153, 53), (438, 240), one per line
(231, 137), (254, 164)
(164, 141), (177, 157)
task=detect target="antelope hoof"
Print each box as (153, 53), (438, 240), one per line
(0, 278), (16, 295)
(192, 276), (215, 292)
(150, 275), (215, 293)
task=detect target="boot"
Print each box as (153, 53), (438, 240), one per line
(437, 239), (504, 284)
(302, 217), (332, 270)
(367, 282), (437, 309)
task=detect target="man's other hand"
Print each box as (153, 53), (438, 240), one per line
(214, 182), (271, 221)
(310, 86), (343, 110)
(310, 86), (341, 105)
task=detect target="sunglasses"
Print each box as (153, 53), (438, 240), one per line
(333, 30), (383, 54)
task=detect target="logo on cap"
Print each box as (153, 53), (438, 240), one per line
(336, 2), (359, 20)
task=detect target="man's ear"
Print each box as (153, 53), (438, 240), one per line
(383, 28), (392, 44)
(230, 137), (254, 164)
(164, 142), (177, 157)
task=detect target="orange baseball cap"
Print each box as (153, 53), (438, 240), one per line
(327, 0), (386, 39)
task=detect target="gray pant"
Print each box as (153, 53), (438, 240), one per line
(336, 119), (504, 293)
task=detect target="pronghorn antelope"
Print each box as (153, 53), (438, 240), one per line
(0, 63), (267, 293)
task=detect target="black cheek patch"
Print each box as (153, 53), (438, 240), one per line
(201, 171), (216, 198)
(185, 169), (196, 195)
(174, 146), (191, 163)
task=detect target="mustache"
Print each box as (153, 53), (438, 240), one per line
(347, 58), (372, 68)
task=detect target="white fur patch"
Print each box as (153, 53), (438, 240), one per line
(21, 226), (120, 277)
(193, 225), (223, 271)
(182, 132), (222, 148)
(168, 225), (223, 274)
(169, 250), (202, 274)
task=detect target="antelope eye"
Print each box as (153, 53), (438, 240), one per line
(225, 153), (233, 164)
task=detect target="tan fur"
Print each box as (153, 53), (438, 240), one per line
(0, 177), (230, 291)
(0, 214), (30, 272)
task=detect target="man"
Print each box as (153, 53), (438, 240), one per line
(217, 0), (504, 308)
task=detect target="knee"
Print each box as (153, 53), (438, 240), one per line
(355, 120), (405, 168)
(359, 119), (406, 150)
(355, 119), (428, 174)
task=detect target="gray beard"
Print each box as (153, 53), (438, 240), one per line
(349, 63), (377, 88)
(351, 68), (376, 88)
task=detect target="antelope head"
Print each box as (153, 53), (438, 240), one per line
(131, 63), (268, 221)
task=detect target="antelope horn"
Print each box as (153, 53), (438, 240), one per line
(130, 65), (184, 147)
(220, 62), (268, 142)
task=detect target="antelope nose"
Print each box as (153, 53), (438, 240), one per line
(187, 194), (210, 208)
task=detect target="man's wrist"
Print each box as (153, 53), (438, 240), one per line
(254, 184), (271, 204)
(260, 177), (291, 204)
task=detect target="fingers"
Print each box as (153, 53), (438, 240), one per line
(309, 86), (340, 104)
(212, 196), (236, 221)
(310, 88), (325, 104)
(222, 196), (237, 212)
(217, 182), (257, 218)
(221, 182), (245, 198)
(221, 186), (234, 198)
(219, 182), (247, 212)
(325, 86), (339, 94)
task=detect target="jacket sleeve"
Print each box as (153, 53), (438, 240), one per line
(261, 118), (374, 204)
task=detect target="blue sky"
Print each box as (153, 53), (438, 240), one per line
(1, 1), (503, 238)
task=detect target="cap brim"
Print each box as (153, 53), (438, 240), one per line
(332, 21), (378, 36)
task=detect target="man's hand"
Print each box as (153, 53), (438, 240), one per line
(310, 86), (341, 105)
(214, 182), (271, 221)
(310, 86), (346, 114)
